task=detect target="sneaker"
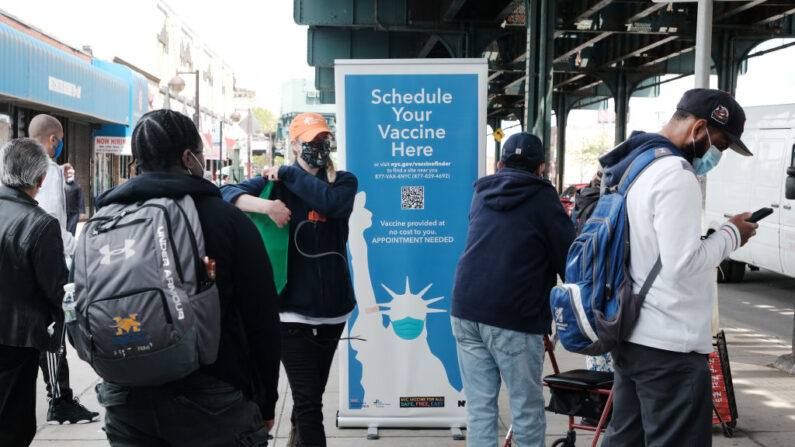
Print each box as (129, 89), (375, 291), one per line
(47, 399), (100, 425)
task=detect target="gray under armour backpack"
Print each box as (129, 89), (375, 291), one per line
(68, 195), (221, 386)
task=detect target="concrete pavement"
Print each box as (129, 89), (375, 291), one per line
(30, 319), (793, 446)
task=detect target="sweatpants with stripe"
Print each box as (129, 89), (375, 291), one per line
(38, 344), (73, 404)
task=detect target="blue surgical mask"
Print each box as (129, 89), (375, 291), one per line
(692, 129), (722, 176)
(53, 138), (63, 159)
(391, 317), (424, 340)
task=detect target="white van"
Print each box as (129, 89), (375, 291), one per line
(705, 103), (795, 282)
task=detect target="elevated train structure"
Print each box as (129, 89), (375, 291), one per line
(295, 0), (795, 190)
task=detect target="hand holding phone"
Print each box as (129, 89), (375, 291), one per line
(728, 211), (760, 247)
(746, 207), (774, 223)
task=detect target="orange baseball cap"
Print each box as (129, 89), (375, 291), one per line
(290, 113), (332, 142)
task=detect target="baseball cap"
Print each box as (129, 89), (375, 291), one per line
(501, 132), (545, 167)
(676, 88), (751, 156)
(289, 113), (332, 142)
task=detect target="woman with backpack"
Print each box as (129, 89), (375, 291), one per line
(221, 113), (358, 447)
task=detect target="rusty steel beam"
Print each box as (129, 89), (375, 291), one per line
(554, 32), (614, 63)
(576, 0), (614, 22)
(554, 73), (586, 88)
(715, 0), (767, 21)
(602, 35), (679, 68)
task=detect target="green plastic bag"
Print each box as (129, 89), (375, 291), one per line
(246, 182), (289, 294)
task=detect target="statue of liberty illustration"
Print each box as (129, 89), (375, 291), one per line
(347, 191), (463, 406)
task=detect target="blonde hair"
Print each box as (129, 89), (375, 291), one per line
(326, 159), (337, 183)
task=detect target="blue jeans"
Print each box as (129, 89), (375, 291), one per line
(452, 317), (546, 447)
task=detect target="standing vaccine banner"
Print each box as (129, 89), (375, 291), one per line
(335, 59), (487, 434)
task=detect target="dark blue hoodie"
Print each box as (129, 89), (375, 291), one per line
(451, 168), (575, 334)
(221, 163), (358, 319)
(600, 131), (683, 188)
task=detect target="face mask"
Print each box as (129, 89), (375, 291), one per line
(692, 129), (723, 175)
(188, 151), (205, 178)
(300, 140), (331, 168)
(391, 317), (425, 340)
(53, 138), (63, 159)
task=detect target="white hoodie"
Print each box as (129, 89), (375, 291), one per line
(37, 158), (77, 261)
(625, 156), (739, 354)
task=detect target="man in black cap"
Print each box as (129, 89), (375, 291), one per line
(599, 89), (759, 446)
(451, 132), (575, 446)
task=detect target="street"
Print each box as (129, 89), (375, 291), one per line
(31, 268), (794, 446)
(719, 270), (794, 344)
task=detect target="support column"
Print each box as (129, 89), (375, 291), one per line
(715, 32), (737, 94)
(555, 93), (569, 192)
(715, 32), (760, 96)
(523, 0), (538, 132)
(614, 69), (629, 145)
(695, 0), (713, 88)
(523, 0), (555, 173)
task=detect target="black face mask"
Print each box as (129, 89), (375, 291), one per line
(679, 133), (709, 164)
(300, 140), (331, 168)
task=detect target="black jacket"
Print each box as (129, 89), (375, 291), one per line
(96, 173), (281, 419)
(221, 163), (358, 319)
(0, 186), (67, 351)
(451, 168), (575, 334)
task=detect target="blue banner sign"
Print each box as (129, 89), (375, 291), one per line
(336, 59), (486, 429)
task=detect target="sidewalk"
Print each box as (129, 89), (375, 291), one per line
(32, 324), (794, 446)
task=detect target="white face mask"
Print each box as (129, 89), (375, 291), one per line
(188, 151), (205, 178)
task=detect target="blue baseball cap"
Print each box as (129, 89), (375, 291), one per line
(501, 132), (545, 166)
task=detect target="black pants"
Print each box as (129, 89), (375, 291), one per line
(280, 322), (345, 447)
(601, 342), (712, 447)
(97, 372), (269, 447)
(0, 345), (40, 447)
(38, 343), (72, 404)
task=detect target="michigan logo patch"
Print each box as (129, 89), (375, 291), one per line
(110, 314), (148, 345)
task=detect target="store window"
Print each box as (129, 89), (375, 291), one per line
(94, 153), (113, 198)
(120, 155), (135, 180)
(0, 114), (11, 147)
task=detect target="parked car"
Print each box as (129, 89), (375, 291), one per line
(705, 103), (795, 282)
(560, 183), (588, 216)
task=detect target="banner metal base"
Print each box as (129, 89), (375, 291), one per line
(339, 417), (468, 441)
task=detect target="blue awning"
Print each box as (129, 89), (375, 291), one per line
(91, 60), (150, 154)
(0, 21), (129, 124)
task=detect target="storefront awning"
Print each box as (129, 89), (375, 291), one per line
(92, 60), (149, 155)
(202, 133), (236, 161)
(0, 22), (129, 124)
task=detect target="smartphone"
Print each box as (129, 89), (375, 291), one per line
(746, 207), (774, 223)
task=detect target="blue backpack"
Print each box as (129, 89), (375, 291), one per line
(550, 143), (683, 355)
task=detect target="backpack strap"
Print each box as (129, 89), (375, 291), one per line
(617, 146), (682, 195)
(620, 144), (680, 295)
(638, 255), (662, 297)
